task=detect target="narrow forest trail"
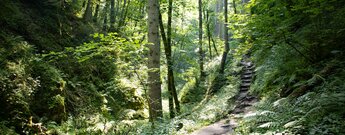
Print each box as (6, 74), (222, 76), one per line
(190, 59), (258, 135)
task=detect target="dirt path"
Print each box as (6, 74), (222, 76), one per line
(190, 60), (257, 135)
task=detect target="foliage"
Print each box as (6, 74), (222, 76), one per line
(230, 0), (345, 97)
(238, 69), (345, 134)
(0, 35), (38, 132)
(233, 0), (345, 134)
(41, 32), (148, 120)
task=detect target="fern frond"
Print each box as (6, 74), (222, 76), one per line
(273, 98), (288, 107)
(258, 122), (279, 129)
(283, 120), (300, 128)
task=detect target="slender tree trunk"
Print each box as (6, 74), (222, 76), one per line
(110, 0), (116, 31)
(147, 0), (162, 121)
(212, 37), (219, 55)
(206, 10), (213, 59)
(102, 0), (110, 32)
(115, 0), (120, 24)
(82, 0), (87, 8)
(233, 0), (237, 14)
(219, 0), (229, 73)
(118, 0), (131, 30)
(214, 0), (224, 38)
(93, 0), (100, 23)
(158, 0), (180, 118)
(167, 0), (180, 116)
(158, 13), (174, 118)
(198, 0), (205, 78)
(83, 0), (93, 22)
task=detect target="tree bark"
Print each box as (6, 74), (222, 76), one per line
(206, 10), (213, 59)
(214, 0), (224, 38)
(167, 0), (180, 117)
(83, 0), (93, 22)
(118, 0), (131, 29)
(198, 0), (205, 78)
(212, 37), (219, 55)
(102, 0), (110, 32)
(158, 0), (180, 118)
(147, 0), (163, 121)
(93, 0), (100, 23)
(110, 0), (116, 31)
(158, 13), (174, 118)
(219, 0), (229, 74)
(233, 0), (237, 14)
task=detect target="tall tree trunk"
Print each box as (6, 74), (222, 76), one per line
(102, 0), (110, 32)
(158, 13), (174, 118)
(198, 0), (205, 78)
(83, 0), (93, 22)
(206, 10), (213, 59)
(214, 0), (224, 38)
(167, 0), (180, 117)
(118, 0), (131, 30)
(93, 0), (100, 23)
(110, 0), (116, 31)
(212, 37), (219, 55)
(219, 0), (229, 73)
(158, 0), (180, 119)
(82, 0), (87, 8)
(147, 0), (163, 121)
(233, 0), (237, 14)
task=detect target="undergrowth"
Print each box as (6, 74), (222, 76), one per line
(236, 60), (345, 135)
(124, 55), (243, 135)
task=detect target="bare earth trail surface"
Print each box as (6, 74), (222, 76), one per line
(190, 60), (258, 135)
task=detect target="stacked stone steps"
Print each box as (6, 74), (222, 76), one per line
(229, 60), (257, 115)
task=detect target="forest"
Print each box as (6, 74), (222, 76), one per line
(0, 0), (345, 134)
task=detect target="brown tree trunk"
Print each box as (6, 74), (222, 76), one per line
(158, 13), (174, 118)
(147, 0), (163, 121)
(118, 0), (131, 30)
(206, 10), (213, 59)
(233, 0), (237, 14)
(167, 0), (180, 116)
(93, 0), (100, 23)
(219, 0), (229, 74)
(158, 0), (180, 118)
(198, 0), (205, 78)
(212, 37), (219, 55)
(83, 0), (93, 22)
(110, 0), (116, 31)
(102, 0), (109, 32)
(214, 0), (224, 38)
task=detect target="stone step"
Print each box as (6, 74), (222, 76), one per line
(238, 102), (252, 108)
(241, 83), (251, 87)
(236, 97), (255, 105)
(242, 73), (253, 76)
(240, 87), (250, 91)
(242, 70), (253, 74)
(241, 75), (252, 79)
(240, 61), (252, 67)
(239, 96), (257, 102)
(231, 108), (244, 114)
(237, 91), (249, 100)
(242, 80), (251, 83)
(242, 78), (252, 82)
(240, 87), (249, 91)
(245, 66), (255, 70)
